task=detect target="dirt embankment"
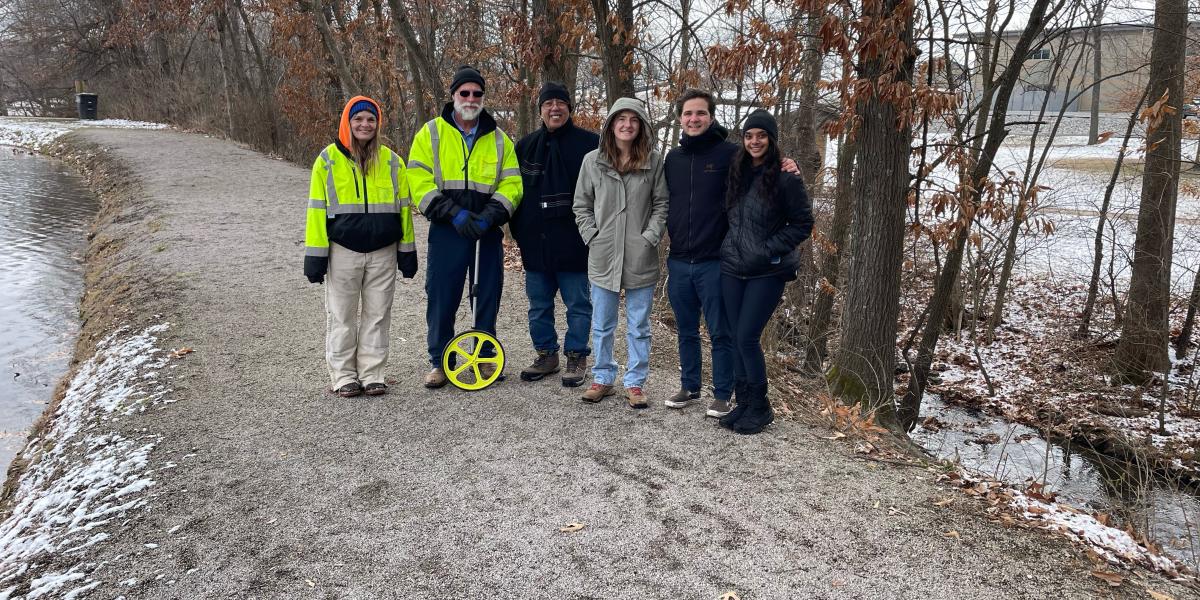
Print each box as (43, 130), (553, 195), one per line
(1, 134), (178, 513)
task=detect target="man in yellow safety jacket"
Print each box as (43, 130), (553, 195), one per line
(407, 66), (523, 388)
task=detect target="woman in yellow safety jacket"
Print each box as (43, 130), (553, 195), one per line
(304, 96), (417, 397)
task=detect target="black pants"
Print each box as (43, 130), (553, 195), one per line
(720, 274), (786, 386)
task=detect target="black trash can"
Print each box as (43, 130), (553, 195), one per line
(76, 93), (98, 120)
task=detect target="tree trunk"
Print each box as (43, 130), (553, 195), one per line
(827, 0), (915, 431)
(897, 0), (1056, 431)
(534, 0), (574, 86)
(1176, 266), (1200, 359)
(388, 0), (439, 121)
(989, 31), (1089, 340)
(234, 0), (270, 94)
(1078, 87), (1148, 337)
(298, 0), (357, 99)
(1088, 3), (1104, 144)
(592, 0), (635, 105)
(1113, 0), (1187, 383)
(804, 133), (856, 375)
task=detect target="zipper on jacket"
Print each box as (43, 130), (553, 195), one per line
(351, 163), (369, 213)
(688, 153), (695, 264)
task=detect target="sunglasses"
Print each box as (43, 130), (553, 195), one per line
(457, 90), (484, 98)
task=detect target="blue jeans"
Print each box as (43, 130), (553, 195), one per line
(721, 274), (786, 386)
(591, 285), (654, 387)
(667, 258), (734, 400)
(525, 270), (592, 355)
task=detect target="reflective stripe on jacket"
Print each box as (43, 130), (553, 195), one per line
(305, 143), (416, 256)
(406, 103), (523, 227)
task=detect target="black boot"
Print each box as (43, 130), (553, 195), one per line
(718, 379), (750, 429)
(733, 383), (774, 435)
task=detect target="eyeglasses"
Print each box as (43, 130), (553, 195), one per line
(457, 90), (484, 98)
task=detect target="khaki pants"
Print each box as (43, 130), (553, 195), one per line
(326, 242), (397, 388)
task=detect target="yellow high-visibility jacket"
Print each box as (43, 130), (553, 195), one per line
(305, 143), (416, 257)
(406, 103), (522, 227)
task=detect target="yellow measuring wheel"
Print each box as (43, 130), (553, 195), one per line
(442, 329), (505, 391)
(440, 239), (506, 391)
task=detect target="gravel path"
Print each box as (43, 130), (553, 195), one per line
(22, 128), (1186, 599)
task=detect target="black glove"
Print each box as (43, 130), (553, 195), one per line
(304, 255), (328, 284)
(398, 250), (417, 279)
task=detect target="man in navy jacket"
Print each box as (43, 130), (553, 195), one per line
(511, 82), (600, 387)
(664, 89), (738, 417)
(665, 90), (800, 417)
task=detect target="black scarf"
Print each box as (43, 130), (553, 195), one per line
(523, 119), (578, 213)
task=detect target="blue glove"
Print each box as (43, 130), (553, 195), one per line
(451, 209), (474, 238)
(473, 215), (490, 233)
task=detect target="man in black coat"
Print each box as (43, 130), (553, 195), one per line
(664, 89), (738, 417)
(511, 82), (600, 387)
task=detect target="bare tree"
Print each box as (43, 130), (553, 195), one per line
(898, 0), (1059, 431)
(826, 0), (917, 432)
(1113, 0), (1188, 383)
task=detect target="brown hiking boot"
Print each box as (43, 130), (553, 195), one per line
(423, 367), (448, 389)
(478, 361), (501, 382)
(520, 350), (560, 381)
(625, 386), (648, 409)
(561, 352), (587, 388)
(581, 383), (614, 403)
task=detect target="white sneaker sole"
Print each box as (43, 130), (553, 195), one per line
(706, 407), (733, 417)
(664, 400), (692, 409)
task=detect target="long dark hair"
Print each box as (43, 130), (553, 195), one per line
(725, 135), (781, 210)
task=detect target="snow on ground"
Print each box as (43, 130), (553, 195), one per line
(950, 473), (1186, 576)
(818, 119), (1200, 293)
(0, 325), (171, 600)
(0, 118), (168, 153)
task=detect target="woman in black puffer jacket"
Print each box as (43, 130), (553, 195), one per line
(718, 110), (814, 434)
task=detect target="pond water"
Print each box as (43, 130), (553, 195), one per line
(0, 148), (96, 469)
(913, 394), (1200, 570)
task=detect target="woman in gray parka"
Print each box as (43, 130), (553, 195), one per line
(573, 97), (669, 408)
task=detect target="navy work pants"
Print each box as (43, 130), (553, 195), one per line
(426, 222), (504, 367)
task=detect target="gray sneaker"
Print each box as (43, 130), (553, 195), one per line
(664, 388), (700, 409)
(706, 398), (733, 418)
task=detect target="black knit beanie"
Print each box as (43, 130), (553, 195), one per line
(537, 82), (572, 110)
(450, 66), (486, 95)
(742, 109), (778, 141)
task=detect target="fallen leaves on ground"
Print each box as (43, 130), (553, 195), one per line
(718, 593), (740, 600)
(1147, 590), (1175, 600)
(559, 522), (585, 533)
(943, 530), (960, 540)
(169, 347), (193, 359)
(1090, 570), (1123, 587)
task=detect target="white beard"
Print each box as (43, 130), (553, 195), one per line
(455, 101), (483, 122)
